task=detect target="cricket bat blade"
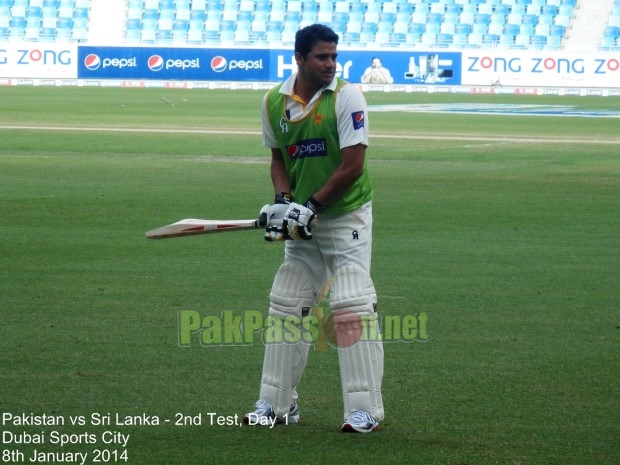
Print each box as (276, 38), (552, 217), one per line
(145, 218), (258, 239)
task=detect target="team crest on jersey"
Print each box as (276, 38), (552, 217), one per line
(351, 111), (365, 130)
(280, 116), (289, 134)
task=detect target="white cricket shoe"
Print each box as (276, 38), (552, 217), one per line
(243, 400), (300, 426)
(341, 409), (380, 433)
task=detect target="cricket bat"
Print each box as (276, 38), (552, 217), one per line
(145, 218), (259, 239)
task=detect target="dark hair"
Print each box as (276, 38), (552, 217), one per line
(295, 24), (339, 58)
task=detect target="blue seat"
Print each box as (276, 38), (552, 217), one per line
(266, 20), (282, 32)
(376, 20), (392, 33)
(446, 3), (461, 14)
(74, 7), (88, 18)
(141, 18), (157, 31)
(389, 32), (405, 44)
(542, 5), (558, 16)
(413, 1), (430, 13)
(443, 12), (459, 24)
(351, 2), (365, 13)
(494, 4), (510, 15)
(10, 16), (26, 28)
(436, 33), (452, 47)
(522, 14), (538, 25)
(255, 0), (269, 12)
(425, 22), (440, 34)
(127, 18), (141, 30)
(190, 9), (205, 20)
(427, 12), (443, 24)
(453, 32), (468, 46)
(302, 0), (317, 11)
(157, 28), (172, 42)
(499, 33), (514, 46)
(504, 23), (520, 36)
(519, 24), (533, 35)
(484, 33), (500, 45)
(531, 34), (546, 49)
(173, 19), (188, 30)
(538, 14), (553, 25)
(490, 12), (506, 25)
(604, 26), (620, 38)
(409, 22), (425, 34)
(455, 23), (471, 35)
(143, 9), (158, 20)
(472, 22), (488, 34)
(549, 24), (565, 36)
(40, 26), (55, 39)
(379, 12), (395, 23)
(474, 13), (490, 25)
(26, 6), (42, 17)
(546, 34), (562, 49)
(341, 30), (359, 44)
(398, 2), (413, 14)
(285, 10), (300, 22)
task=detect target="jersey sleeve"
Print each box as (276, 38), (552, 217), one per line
(261, 92), (278, 148)
(336, 83), (370, 149)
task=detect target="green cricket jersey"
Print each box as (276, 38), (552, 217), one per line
(266, 79), (373, 214)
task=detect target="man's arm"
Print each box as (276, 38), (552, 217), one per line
(311, 143), (366, 208)
(270, 148), (291, 195)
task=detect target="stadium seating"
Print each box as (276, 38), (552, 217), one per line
(0, 0), (90, 41)
(601, 0), (620, 50)
(0, 0), (615, 51)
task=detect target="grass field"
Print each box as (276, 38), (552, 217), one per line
(1, 86), (619, 465)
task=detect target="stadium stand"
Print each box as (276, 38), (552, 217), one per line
(0, 0), (616, 51)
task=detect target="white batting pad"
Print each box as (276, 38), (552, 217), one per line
(260, 261), (315, 417)
(331, 265), (384, 421)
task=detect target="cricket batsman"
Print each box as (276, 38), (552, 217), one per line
(243, 24), (384, 433)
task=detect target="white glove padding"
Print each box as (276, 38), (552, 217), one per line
(258, 203), (290, 242)
(283, 202), (317, 240)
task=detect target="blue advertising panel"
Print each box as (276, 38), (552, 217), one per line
(77, 46), (270, 81)
(268, 49), (462, 85)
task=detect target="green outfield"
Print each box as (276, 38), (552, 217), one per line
(1, 87), (618, 465)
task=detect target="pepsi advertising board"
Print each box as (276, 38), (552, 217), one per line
(77, 47), (270, 81)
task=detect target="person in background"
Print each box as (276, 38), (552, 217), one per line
(361, 56), (394, 84)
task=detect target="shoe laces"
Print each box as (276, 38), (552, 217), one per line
(254, 400), (274, 417)
(348, 409), (376, 425)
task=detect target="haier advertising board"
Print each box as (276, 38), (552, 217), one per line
(270, 49), (462, 85)
(77, 47), (270, 81)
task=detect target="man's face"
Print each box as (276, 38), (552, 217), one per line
(297, 40), (338, 87)
(371, 58), (381, 68)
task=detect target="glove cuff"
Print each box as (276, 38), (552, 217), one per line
(275, 192), (292, 204)
(305, 196), (323, 213)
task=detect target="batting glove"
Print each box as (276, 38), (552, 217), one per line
(283, 198), (321, 240)
(258, 192), (292, 242)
